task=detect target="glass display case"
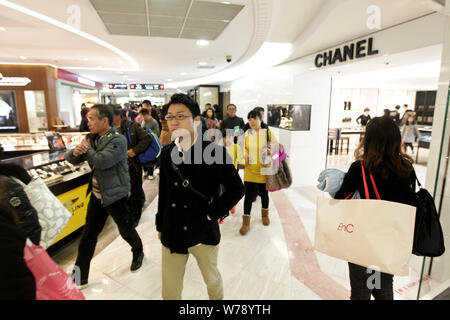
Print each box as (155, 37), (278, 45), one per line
(1, 150), (91, 186)
(267, 104), (312, 130)
(0, 131), (85, 147)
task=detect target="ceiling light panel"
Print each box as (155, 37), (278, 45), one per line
(97, 12), (147, 26)
(90, 0), (244, 40)
(105, 24), (148, 36)
(90, 0), (146, 14)
(148, 0), (191, 17)
(149, 15), (184, 28)
(185, 18), (228, 30)
(180, 28), (221, 40)
(188, 1), (244, 21)
(150, 26), (180, 38)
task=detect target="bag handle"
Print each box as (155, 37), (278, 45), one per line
(360, 161), (381, 200)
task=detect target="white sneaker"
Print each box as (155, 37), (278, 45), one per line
(148, 175), (155, 180)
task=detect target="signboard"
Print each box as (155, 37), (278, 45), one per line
(57, 69), (102, 89)
(130, 83), (164, 90)
(0, 73), (31, 86)
(314, 37), (379, 68)
(108, 83), (128, 90)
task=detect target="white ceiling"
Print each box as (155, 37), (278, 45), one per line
(0, 0), (444, 87)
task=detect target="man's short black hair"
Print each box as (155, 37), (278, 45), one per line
(91, 104), (114, 126)
(139, 108), (150, 116)
(227, 104), (236, 110)
(167, 93), (200, 117)
(254, 106), (264, 113)
(142, 100), (152, 106)
(113, 105), (122, 116)
(247, 110), (261, 120)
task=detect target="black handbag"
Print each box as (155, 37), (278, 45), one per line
(411, 174), (445, 257)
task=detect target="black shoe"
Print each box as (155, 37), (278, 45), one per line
(71, 272), (88, 289)
(130, 252), (144, 273)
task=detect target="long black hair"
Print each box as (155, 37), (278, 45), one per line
(355, 116), (413, 179)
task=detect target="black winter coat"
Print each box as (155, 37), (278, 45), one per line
(0, 207), (36, 300)
(156, 138), (245, 254)
(0, 173), (41, 245)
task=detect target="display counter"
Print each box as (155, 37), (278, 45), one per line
(0, 132), (91, 252)
(0, 132), (86, 160)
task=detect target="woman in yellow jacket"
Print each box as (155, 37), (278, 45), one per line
(240, 109), (275, 235)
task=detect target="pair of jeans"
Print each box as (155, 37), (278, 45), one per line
(74, 195), (143, 282)
(128, 164), (145, 225)
(404, 142), (414, 152)
(348, 262), (394, 300)
(244, 182), (269, 215)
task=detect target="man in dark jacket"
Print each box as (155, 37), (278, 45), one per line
(66, 104), (144, 288)
(156, 94), (245, 300)
(113, 106), (152, 226)
(220, 104), (245, 145)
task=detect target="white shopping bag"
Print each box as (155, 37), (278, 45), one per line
(15, 177), (72, 249)
(314, 197), (416, 276)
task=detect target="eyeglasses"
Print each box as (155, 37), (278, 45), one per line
(165, 114), (192, 121)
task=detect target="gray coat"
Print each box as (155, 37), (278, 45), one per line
(402, 124), (419, 144)
(65, 127), (130, 207)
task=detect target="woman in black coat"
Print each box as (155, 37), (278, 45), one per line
(0, 186), (36, 300)
(0, 163), (41, 245)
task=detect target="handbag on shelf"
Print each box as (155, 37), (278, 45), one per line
(24, 239), (85, 300)
(314, 161), (416, 276)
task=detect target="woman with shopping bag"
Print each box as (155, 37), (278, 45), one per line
(332, 116), (417, 300)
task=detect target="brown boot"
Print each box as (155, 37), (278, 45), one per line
(239, 215), (251, 235)
(261, 208), (270, 226)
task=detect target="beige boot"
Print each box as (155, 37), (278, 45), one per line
(239, 215), (251, 235)
(261, 208), (270, 226)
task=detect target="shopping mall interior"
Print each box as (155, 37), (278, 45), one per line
(1, 0), (450, 301)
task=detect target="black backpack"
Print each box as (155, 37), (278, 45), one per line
(410, 174), (445, 257)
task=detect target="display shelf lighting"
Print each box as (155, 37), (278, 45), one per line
(0, 26), (6, 31)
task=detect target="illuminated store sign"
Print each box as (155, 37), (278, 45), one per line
(108, 83), (128, 90)
(314, 37), (379, 68)
(57, 69), (102, 89)
(129, 84), (164, 90)
(0, 73), (31, 86)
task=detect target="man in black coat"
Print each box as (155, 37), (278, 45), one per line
(220, 104), (245, 144)
(113, 106), (152, 227)
(156, 94), (245, 300)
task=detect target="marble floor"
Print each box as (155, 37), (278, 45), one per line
(50, 148), (446, 300)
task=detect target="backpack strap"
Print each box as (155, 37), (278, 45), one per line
(125, 121), (134, 145)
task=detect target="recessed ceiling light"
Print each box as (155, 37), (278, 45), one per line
(0, 27), (6, 31)
(198, 62), (208, 66)
(180, 72), (187, 76)
(222, 1), (231, 4)
(196, 40), (209, 46)
(117, 71), (124, 74)
(83, 58), (89, 61)
(167, 79), (173, 81)
(19, 56), (27, 60)
(223, 20), (230, 23)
